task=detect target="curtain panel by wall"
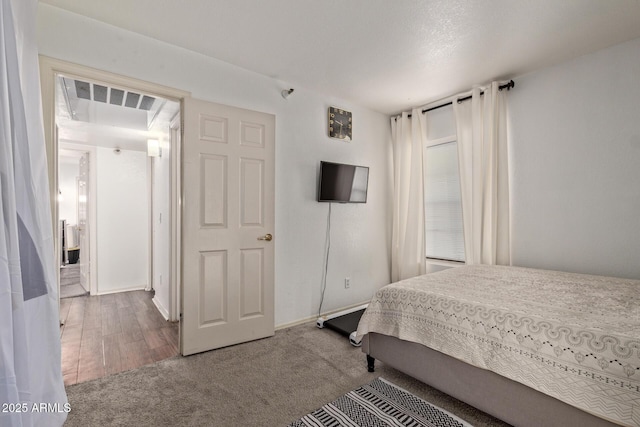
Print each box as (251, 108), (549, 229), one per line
(390, 109), (427, 282)
(391, 81), (510, 279)
(454, 83), (510, 266)
(0, 0), (68, 425)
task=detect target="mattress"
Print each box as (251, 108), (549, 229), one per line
(355, 265), (640, 426)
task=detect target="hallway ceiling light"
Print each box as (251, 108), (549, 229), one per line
(147, 139), (161, 157)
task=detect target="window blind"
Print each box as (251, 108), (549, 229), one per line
(424, 141), (465, 262)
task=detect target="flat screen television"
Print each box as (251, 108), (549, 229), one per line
(317, 161), (369, 203)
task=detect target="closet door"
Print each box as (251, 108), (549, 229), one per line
(181, 98), (275, 356)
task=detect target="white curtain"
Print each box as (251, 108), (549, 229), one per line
(390, 108), (427, 281)
(454, 82), (510, 265)
(1, 0), (68, 425)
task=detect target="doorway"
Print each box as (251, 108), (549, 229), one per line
(41, 57), (187, 385)
(41, 56), (277, 369)
(58, 148), (88, 299)
(54, 73), (179, 302)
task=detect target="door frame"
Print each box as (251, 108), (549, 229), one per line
(39, 56), (190, 324)
(58, 142), (97, 295)
(169, 113), (182, 322)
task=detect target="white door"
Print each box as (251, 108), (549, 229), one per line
(77, 153), (90, 293)
(181, 98), (275, 356)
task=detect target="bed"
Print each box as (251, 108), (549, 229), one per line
(355, 265), (640, 427)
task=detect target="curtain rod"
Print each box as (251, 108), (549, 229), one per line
(397, 80), (515, 120)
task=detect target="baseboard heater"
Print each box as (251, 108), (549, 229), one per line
(316, 303), (368, 347)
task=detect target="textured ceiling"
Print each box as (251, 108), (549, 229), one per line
(39, 0), (640, 115)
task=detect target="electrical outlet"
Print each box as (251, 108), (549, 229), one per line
(344, 277), (351, 289)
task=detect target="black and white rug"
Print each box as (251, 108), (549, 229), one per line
(289, 377), (472, 427)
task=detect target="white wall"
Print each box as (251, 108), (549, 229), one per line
(509, 37), (640, 280)
(96, 146), (149, 292)
(37, 4), (392, 326)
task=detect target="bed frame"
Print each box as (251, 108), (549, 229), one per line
(363, 333), (620, 427)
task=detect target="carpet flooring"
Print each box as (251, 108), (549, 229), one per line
(64, 322), (511, 427)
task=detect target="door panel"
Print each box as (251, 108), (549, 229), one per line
(201, 155), (228, 227)
(239, 158), (264, 226)
(240, 248), (264, 318)
(200, 250), (228, 325)
(78, 153), (90, 292)
(182, 98), (275, 356)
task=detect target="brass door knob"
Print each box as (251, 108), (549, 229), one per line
(257, 233), (273, 241)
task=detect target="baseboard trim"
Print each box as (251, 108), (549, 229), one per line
(275, 300), (370, 331)
(95, 286), (147, 296)
(316, 303), (368, 328)
(152, 296), (170, 321)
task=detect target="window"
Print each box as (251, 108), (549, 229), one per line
(424, 139), (465, 262)
(423, 105), (465, 263)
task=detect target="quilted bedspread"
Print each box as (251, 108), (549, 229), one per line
(356, 265), (640, 426)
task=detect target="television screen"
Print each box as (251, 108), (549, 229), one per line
(318, 161), (369, 203)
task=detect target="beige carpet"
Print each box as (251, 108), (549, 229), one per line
(64, 322), (510, 426)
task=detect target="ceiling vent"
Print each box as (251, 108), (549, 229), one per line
(69, 78), (156, 111)
(59, 76), (168, 130)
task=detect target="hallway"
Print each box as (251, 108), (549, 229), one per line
(59, 290), (179, 386)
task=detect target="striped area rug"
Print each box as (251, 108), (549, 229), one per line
(289, 378), (472, 427)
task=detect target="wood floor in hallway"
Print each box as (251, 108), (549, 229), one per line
(59, 290), (179, 386)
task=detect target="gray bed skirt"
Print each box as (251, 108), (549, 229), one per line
(363, 333), (620, 427)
